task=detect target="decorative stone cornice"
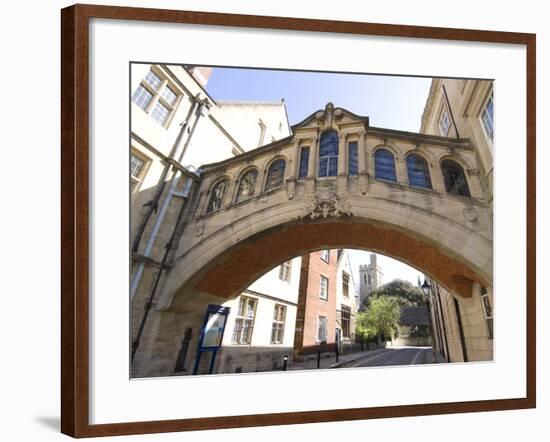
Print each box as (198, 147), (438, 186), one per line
(302, 183), (352, 219)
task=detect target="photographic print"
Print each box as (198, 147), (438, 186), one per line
(129, 64), (494, 378)
(61, 4), (535, 436)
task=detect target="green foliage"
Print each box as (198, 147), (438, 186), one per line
(355, 311), (374, 341)
(362, 278), (425, 311)
(365, 296), (401, 340)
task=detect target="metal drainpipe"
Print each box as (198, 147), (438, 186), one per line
(131, 179), (200, 362)
(442, 85), (460, 138)
(130, 99), (208, 299)
(435, 284), (452, 362)
(454, 298), (469, 362)
(131, 95), (200, 254)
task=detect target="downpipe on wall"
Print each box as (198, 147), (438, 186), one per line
(130, 97), (209, 299)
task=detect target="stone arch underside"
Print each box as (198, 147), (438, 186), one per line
(161, 204), (492, 312)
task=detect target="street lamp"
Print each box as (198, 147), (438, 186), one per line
(421, 279), (436, 363)
(421, 279), (431, 297)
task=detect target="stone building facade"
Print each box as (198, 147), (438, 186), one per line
(130, 64), (361, 376)
(420, 78), (494, 362)
(130, 63), (297, 376)
(425, 277), (493, 362)
(130, 66), (493, 377)
(335, 250), (359, 353)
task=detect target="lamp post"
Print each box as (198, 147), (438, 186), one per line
(421, 279), (436, 363)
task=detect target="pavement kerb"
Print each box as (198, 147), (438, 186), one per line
(329, 348), (389, 369)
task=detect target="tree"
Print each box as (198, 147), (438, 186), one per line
(361, 278), (425, 311)
(365, 296), (401, 342)
(355, 311), (374, 343)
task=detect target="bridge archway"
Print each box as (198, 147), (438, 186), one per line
(132, 103), (493, 378)
(164, 210), (491, 313)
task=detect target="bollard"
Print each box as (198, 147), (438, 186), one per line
(282, 355), (288, 371)
(360, 335), (364, 352)
(335, 343), (339, 363)
(317, 347), (321, 369)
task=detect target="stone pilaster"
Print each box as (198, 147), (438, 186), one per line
(358, 131), (368, 194)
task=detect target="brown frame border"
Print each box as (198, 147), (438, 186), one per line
(61, 3), (536, 438)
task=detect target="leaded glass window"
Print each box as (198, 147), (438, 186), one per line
(342, 272), (350, 297)
(207, 180), (227, 213)
(441, 159), (470, 197)
(438, 108), (451, 136)
(265, 159), (286, 191)
(278, 260), (292, 283)
(132, 85), (153, 111)
(130, 153), (146, 193)
(271, 304), (286, 344)
(151, 101), (170, 126)
(481, 92), (494, 142)
(480, 287), (493, 339)
(318, 131), (339, 177)
(407, 154), (432, 189)
(298, 147), (309, 179)
(144, 70), (162, 90)
(232, 296), (257, 345)
(161, 85), (177, 105)
(319, 275), (329, 300)
(236, 169), (258, 201)
(132, 68), (180, 129)
(348, 141), (358, 176)
(374, 149), (397, 182)
(341, 306), (351, 338)
(317, 316), (328, 342)
(130, 154), (145, 179)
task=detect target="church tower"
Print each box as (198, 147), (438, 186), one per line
(358, 254), (383, 308)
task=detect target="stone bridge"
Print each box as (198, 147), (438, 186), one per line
(157, 103), (492, 312)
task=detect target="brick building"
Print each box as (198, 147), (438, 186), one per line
(294, 249), (357, 360)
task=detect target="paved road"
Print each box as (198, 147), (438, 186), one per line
(340, 346), (434, 368)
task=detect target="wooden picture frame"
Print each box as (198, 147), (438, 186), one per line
(61, 3), (536, 437)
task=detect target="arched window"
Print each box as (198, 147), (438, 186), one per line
(265, 159), (286, 191)
(374, 148), (397, 182)
(441, 159), (471, 197)
(406, 154), (432, 189)
(206, 180), (227, 213)
(318, 130), (339, 177)
(236, 169), (258, 201)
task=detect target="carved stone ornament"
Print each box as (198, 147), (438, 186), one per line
(286, 179), (296, 200)
(463, 207), (478, 222)
(359, 174), (368, 195)
(195, 221), (205, 237)
(213, 168), (226, 178)
(302, 183), (352, 219)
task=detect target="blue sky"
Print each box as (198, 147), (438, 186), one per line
(205, 67), (427, 286)
(206, 67), (431, 131)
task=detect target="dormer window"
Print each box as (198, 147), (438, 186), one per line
(438, 107), (451, 136)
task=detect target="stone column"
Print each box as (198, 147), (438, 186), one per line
(358, 130), (368, 194)
(338, 132), (348, 176)
(223, 178), (237, 208)
(430, 160), (446, 193)
(306, 134), (319, 195)
(337, 132), (348, 196)
(290, 138), (301, 179)
(286, 138), (301, 199)
(307, 135), (318, 179)
(396, 157), (408, 185)
(358, 131), (367, 174)
(466, 168), (484, 200)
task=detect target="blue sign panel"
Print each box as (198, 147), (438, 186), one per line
(193, 304), (230, 375)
